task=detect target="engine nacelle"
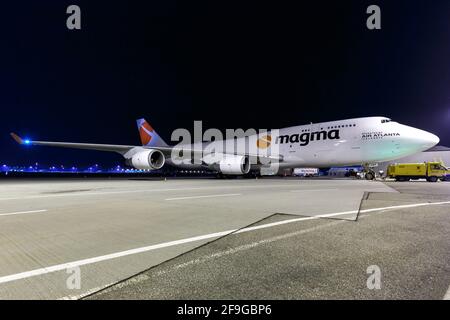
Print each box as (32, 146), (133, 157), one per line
(130, 149), (165, 170)
(219, 155), (250, 175)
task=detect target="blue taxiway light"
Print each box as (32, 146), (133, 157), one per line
(24, 139), (31, 144)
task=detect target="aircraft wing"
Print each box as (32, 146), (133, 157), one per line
(10, 133), (140, 155)
(10, 133), (283, 163)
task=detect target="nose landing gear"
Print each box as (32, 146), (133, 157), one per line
(362, 163), (377, 180)
(364, 171), (375, 180)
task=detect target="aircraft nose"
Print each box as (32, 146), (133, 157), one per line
(430, 133), (440, 145)
(420, 131), (440, 149)
(397, 124), (440, 154)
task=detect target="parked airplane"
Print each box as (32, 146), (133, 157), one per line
(11, 116), (439, 179)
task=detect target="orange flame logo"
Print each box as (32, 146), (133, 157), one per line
(256, 135), (272, 149)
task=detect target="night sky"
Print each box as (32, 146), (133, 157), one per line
(1, 1), (449, 167)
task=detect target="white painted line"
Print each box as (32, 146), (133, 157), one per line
(165, 193), (241, 201)
(359, 201), (450, 213)
(444, 285), (450, 300)
(235, 211), (358, 233)
(1, 200), (449, 285)
(0, 182), (388, 201)
(0, 229), (235, 285)
(290, 189), (338, 192)
(0, 185), (296, 201)
(0, 187), (210, 201)
(156, 221), (344, 277)
(232, 200), (450, 234)
(0, 209), (47, 217)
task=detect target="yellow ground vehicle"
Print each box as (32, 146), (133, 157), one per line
(387, 162), (449, 182)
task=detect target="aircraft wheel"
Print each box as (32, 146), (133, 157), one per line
(365, 172), (375, 180)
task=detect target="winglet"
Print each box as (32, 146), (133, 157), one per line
(10, 133), (24, 144)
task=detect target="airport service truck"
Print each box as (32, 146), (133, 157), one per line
(387, 162), (449, 182)
(293, 168), (319, 177)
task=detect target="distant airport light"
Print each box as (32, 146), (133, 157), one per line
(1, 164), (178, 175)
(24, 139), (31, 144)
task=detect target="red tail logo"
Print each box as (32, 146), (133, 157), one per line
(139, 121), (154, 145)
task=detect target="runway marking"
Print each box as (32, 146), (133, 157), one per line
(0, 185), (301, 201)
(0, 229), (236, 285)
(1, 200), (448, 285)
(165, 193), (241, 201)
(92, 201), (450, 295)
(241, 200), (450, 233)
(359, 201), (450, 213)
(154, 220), (344, 277)
(90, 220), (346, 296)
(0, 182), (391, 201)
(0, 209), (47, 217)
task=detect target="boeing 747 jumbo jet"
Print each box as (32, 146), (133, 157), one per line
(11, 117), (439, 179)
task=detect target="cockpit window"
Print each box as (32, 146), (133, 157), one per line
(381, 119), (392, 123)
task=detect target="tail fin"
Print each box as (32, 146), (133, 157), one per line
(136, 118), (168, 147)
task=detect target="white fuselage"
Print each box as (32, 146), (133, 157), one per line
(20, 116), (438, 174)
(272, 117), (439, 168)
(172, 116), (439, 170)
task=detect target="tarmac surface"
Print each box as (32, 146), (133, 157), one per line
(0, 178), (448, 299)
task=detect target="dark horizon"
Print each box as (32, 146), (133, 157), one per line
(1, 1), (449, 167)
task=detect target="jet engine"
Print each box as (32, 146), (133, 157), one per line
(130, 149), (165, 170)
(219, 155), (250, 175)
